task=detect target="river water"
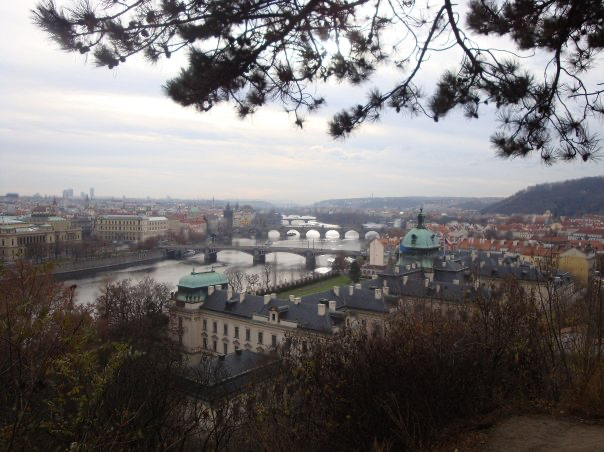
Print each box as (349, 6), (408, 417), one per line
(64, 236), (363, 305)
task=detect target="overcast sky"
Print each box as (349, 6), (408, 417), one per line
(0, 1), (601, 205)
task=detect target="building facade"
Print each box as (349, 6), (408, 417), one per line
(93, 215), (168, 242)
(0, 216), (82, 262)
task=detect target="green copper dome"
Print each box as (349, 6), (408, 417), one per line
(401, 208), (440, 251)
(178, 270), (229, 289)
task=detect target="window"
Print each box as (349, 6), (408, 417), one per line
(202, 319), (207, 331)
(223, 324), (228, 336)
(258, 332), (263, 344)
(223, 343), (228, 355)
(272, 334), (277, 347)
(245, 328), (251, 341)
(203, 338), (207, 349)
(213, 321), (217, 333)
(271, 313), (277, 322)
(213, 340), (217, 352)
(234, 326), (239, 338)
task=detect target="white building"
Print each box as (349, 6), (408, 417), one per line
(168, 270), (393, 363)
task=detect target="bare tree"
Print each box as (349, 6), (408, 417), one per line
(261, 262), (277, 291)
(244, 273), (261, 293)
(225, 268), (246, 293)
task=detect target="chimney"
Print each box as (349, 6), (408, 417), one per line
(294, 297), (301, 305)
(436, 285), (441, 293)
(239, 292), (245, 302)
(403, 275), (408, 285)
(383, 279), (388, 287)
(480, 261), (485, 268)
(263, 294), (270, 304)
(318, 303), (326, 316)
(375, 288), (382, 299)
(406, 264), (410, 270)
(395, 266), (400, 274)
(227, 286), (233, 300)
(371, 274), (378, 280)
(289, 294), (295, 302)
(208, 285), (215, 295)
(453, 279), (459, 285)
(441, 261), (446, 267)
(486, 251), (491, 257)
(355, 283), (362, 290)
(329, 300), (336, 311)
(349, 285), (354, 295)
(271, 293), (276, 299)
(333, 286), (339, 296)
(427, 272), (434, 282)
(425, 278), (430, 287)
(383, 286), (389, 295)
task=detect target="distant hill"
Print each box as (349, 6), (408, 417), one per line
(314, 197), (502, 210)
(481, 177), (604, 216)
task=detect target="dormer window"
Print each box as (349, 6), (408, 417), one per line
(271, 312), (277, 322)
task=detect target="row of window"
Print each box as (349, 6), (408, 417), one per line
(202, 319), (278, 348)
(100, 220), (141, 225)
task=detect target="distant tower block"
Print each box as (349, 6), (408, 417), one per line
(90, 188), (94, 199)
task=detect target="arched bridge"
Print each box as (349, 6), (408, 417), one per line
(163, 244), (367, 267)
(233, 224), (383, 240)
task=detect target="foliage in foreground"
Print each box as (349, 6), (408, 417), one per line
(1, 261), (603, 450)
(0, 262), (204, 450)
(241, 278), (604, 451)
(34, 0), (604, 163)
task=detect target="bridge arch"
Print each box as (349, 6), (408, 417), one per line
(305, 229), (320, 239)
(344, 230), (360, 239)
(285, 229), (301, 238)
(268, 229), (281, 240)
(325, 230), (340, 239)
(365, 230), (380, 240)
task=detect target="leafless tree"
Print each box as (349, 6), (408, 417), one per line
(225, 268), (246, 293)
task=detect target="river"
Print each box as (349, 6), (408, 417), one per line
(63, 236), (364, 304)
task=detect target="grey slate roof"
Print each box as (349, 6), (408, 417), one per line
(180, 350), (279, 401)
(199, 290), (343, 333)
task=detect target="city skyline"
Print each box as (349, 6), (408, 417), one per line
(1, 1), (602, 204)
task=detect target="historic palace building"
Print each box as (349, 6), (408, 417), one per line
(93, 214), (168, 242)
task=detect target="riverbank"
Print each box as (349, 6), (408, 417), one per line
(52, 250), (167, 280)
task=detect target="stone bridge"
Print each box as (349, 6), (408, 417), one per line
(163, 244), (367, 267)
(233, 224), (381, 239)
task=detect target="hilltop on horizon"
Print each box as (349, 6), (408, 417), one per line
(481, 177), (604, 216)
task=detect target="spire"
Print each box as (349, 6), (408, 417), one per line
(417, 207), (426, 228)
